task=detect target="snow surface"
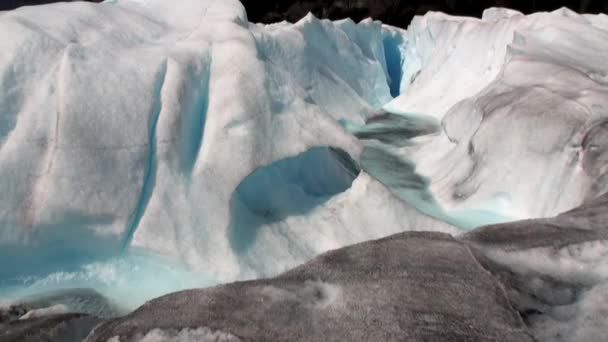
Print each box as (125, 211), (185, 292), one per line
(1, 2), (608, 340)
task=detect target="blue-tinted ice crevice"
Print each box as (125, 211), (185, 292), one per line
(177, 59), (211, 175)
(382, 30), (406, 98)
(121, 55), (211, 250)
(229, 147), (360, 253)
(120, 61), (168, 251)
(120, 57), (211, 250)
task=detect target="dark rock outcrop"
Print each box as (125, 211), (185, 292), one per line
(88, 231), (533, 341)
(0, 288), (121, 342)
(0, 313), (100, 342)
(462, 192), (608, 250)
(0, 306), (28, 325)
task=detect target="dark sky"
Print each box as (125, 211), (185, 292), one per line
(2, 0), (607, 28)
(241, 0), (608, 28)
(0, 0), (96, 11)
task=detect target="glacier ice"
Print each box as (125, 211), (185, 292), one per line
(382, 7), (608, 223)
(1, 2), (608, 340)
(229, 147), (359, 254)
(0, 0), (449, 308)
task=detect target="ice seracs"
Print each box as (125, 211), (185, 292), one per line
(381, 6), (608, 224)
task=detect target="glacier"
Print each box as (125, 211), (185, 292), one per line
(0, 0), (454, 307)
(1, 0), (608, 340)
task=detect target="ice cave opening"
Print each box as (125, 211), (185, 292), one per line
(229, 146), (360, 254)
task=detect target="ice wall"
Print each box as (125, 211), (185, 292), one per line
(382, 7), (608, 223)
(0, 0), (449, 306)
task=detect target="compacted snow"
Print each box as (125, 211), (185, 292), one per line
(1, 1), (608, 340)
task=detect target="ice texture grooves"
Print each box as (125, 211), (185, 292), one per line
(0, 0), (453, 307)
(1, 0), (608, 321)
(121, 60), (167, 251)
(381, 7), (608, 226)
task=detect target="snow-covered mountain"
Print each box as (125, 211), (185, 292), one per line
(1, 0), (608, 341)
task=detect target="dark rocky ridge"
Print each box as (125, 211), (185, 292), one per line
(2, 1), (608, 28)
(88, 231), (534, 342)
(0, 313), (100, 342)
(462, 192), (608, 250)
(0, 289), (120, 342)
